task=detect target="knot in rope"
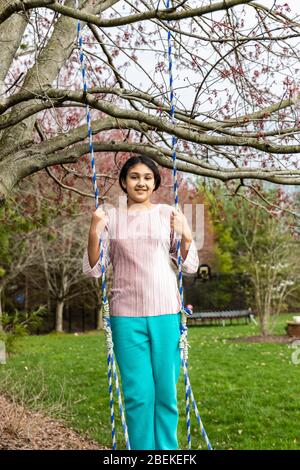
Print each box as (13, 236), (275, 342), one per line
(179, 313), (190, 362)
(181, 305), (193, 316)
(103, 307), (114, 352)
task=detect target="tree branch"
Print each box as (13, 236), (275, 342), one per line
(0, 0), (255, 27)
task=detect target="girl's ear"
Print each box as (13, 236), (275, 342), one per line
(120, 178), (127, 192)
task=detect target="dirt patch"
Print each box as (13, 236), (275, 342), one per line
(227, 335), (297, 344)
(0, 394), (109, 450)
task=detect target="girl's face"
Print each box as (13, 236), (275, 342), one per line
(122, 163), (156, 205)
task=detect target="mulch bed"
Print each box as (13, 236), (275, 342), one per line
(227, 335), (297, 344)
(0, 394), (109, 450)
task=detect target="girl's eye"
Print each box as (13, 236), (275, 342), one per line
(130, 176), (152, 179)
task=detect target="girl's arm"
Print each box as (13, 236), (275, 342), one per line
(170, 208), (199, 274)
(180, 230), (193, 262)
(83, 208), (110, 277)
(87, 224), (101, 269)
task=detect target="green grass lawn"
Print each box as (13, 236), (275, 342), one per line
(0, 313), (299, 450)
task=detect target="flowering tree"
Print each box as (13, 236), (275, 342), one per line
(0, 0), (300, 206)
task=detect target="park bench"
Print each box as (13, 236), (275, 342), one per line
(187, 308), (257, 327)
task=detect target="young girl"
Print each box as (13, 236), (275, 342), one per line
(82, 155), (199, 450)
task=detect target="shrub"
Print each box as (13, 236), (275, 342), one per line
(0, 306), (46, 357)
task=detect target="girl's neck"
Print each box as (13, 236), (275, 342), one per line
(127, 199), (155, 211)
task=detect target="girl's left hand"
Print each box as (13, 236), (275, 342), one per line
(171, 208), (192, 240)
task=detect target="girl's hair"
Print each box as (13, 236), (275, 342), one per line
(119, 155), (161, 194)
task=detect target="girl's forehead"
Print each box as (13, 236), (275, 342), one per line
(128, 164), (153, 175)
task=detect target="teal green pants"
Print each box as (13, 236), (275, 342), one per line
(110, 313), (181, 450)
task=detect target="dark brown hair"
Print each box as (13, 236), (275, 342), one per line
(119, 155), (161, 194)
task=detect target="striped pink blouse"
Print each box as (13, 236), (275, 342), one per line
(82, 203), (199, 317)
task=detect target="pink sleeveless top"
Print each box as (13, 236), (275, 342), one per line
(82, 204), (199, 317)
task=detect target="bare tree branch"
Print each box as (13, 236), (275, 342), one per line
(0, 1), (256, 28)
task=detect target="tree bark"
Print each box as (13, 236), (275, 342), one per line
(96, 305), (103, 331)
(0, 10), (28, 92)
(0, 285), (3, 332)
(24, 273), (29, 312)
(55, 299), (64, 333)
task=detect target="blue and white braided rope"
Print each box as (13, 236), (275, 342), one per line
(165, 0), (213, 450)
(165, 2), (187, 319)
(103, 312), (131, 450)
(103, 313), (117, 449)
(185, 359), (213, 451)
(75, 3), (130, 450)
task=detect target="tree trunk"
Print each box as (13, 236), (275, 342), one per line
(0, 286), (3, 332)
(96, 305), (103, 331)
(47, 294), (52, 321)
(260, 306), (270, 336)
(24, 273), (29, 312)
(0, 8), (28, 90)
(55, 300), (64, 333)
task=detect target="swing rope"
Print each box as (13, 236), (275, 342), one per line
(74, 0), (212, 450)
(165, 0), (212, 450)
(75, 0), (130, 450)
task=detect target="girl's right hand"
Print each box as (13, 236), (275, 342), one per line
(91, 207), (109, 235)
